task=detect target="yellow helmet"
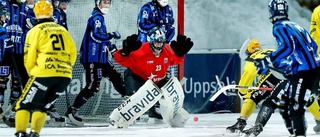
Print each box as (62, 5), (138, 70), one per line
(33, 0), (53, 19)
(246, 38), (260, 54)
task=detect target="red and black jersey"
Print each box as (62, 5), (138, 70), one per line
(114, 42), (184, 84)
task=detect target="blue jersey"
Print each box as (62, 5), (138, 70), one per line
(1, 1), (28, 55)
(0, 24), (7, 62)
(270, 19), (320, 73)
(137, 2), (175, 43)
(53, 8), (68, 30)
(80, 7), (115, 64)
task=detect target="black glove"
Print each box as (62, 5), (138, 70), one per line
(108, 31), (121, 39)
(170, 34), (193, 57)
(120, 34), (142, 56)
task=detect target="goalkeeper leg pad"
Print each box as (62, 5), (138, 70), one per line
(109, 80), (162, 128)
(159, 77), (189, 127)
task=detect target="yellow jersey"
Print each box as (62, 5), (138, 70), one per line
(238, 49), (274, 94)
(310, 5), (320, 54)
(24, 21), (77, 78)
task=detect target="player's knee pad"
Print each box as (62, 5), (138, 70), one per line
(305, 94), (317, 107)
(0, 76), (9, 91)
(10, 77), (22, 103)
(245, 91), (264, 105)
(262, 98), (278, 110)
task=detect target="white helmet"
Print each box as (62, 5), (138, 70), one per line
(157, 0), (168, 7)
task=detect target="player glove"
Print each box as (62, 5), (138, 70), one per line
(26, 18), (38, 29)
(109, 31), (121, 40)
(159, 17), (174, 26)
(170, 34), (193, 57)
(120, 34), (142, 56)
(165, 17), (174, 25)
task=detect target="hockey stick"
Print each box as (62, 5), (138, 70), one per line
(214, 75), (239, 96)
(209, 85), (273, 102)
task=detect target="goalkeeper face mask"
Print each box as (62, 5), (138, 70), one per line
(151, 42), (164, 57)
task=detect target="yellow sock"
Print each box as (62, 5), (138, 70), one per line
(240, 99), (256, 120)
(31, 111), (47, 134)
(307, 99), (320, 120)
(15, 110), (31, 133)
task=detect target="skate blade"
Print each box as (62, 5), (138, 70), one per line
(68, 114), (84, 126)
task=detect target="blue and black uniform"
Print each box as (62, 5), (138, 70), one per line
(269, 19), (320, 136)
(137, 1), (175, 43)
(0, 0), (29, 106)
(72, 7), (126, 112)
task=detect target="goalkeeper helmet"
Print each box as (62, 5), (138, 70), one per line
(268, 0), (288, 23)
(34, 0), (53, 19)
(246, 38), (260, 55)
(148, 27), (166, 55)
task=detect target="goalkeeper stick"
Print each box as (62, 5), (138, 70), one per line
(209, 84), (273, 102)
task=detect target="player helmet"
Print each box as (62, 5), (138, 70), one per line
(34, 0), (53, 19)
(148, 27), (166, 55)
(0, 5), (9, 18)
(52, 0), (70, 7)
(246, 38), (260, 54)
(8, 0), (22, 4)
(268, 0), (288, 23)
(95, 0), (111, 6)
(154, 0), (168, 7)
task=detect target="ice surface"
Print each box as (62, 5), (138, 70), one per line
(1, 112), (318, 137)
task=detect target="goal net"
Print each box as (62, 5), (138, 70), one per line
(1, 0), (180, 124)
(53, 0), (179, 123)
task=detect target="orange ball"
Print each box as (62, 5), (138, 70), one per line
(193, 116), (198, 122)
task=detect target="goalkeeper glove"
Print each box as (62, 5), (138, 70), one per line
(170, 34), (193, 57)
(120, 34), (142, 56)
(109, 31), (121, 39)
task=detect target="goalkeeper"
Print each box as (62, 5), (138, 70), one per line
(113, 27), (193, 120)
(137, 0), (175, 43)
(66, 0), (127, 126)
(227, 39), (320, 135)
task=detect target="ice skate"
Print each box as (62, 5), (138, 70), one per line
(226, 118), (247, 133)
(15, 132), (28, 137)
(67, 106), (84, 126)
(314, 119), (320, 134)
(240, 123), (263, 137)
(29, 132), (39, 137)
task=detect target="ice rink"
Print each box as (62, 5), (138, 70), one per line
(0, 112), (318, 137)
